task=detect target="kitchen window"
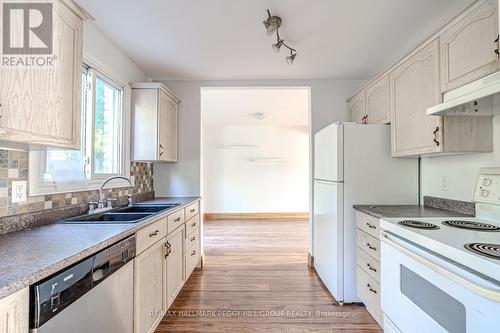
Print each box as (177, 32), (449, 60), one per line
(29, 63), (126, 195)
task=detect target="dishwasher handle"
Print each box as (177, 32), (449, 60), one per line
(92, 261), (110, 283)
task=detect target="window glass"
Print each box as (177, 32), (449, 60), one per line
(94, 76), (120, 174)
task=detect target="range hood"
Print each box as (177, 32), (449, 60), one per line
(427, 71), (500, 116)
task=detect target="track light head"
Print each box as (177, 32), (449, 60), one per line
(263, 9), (282, 35)
(272, 39), (284, 53)
(286, 52), (297, 65)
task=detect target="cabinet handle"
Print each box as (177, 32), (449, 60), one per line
(165, 241), (172, 258)
(433, 127), (440, 146)
(191, 250), (196, 256)
(190, 236), (196, 241)
(149, 230), (159, 237)
(495, 35), (499, 57)
(160, 144), (164, 149)
(366, 223), (376, 229)
(190, 209), (196, 213)
(159, 151), (164, 157)
(191, 222), (197, 227)
(366, 243), (377, 251)
(367, 283), (377, 294)
(366, 263), (377, 272)
(175, 217), (181, 222)
(361, 115), (368, 124)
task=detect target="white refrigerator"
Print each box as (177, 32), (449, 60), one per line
(313, 123), (418, 303)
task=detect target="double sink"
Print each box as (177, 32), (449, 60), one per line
(62, 203), (180, 224)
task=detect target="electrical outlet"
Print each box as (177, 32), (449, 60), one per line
(12, 180), (27, 203)
(441, 176), (450, 192)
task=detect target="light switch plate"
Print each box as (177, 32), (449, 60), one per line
(12, 180), (27, 203)
(441, 176), (450, 192)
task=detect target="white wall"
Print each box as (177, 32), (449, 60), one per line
(82, 22), (148, 176)
(153, 79), (366, 197)
(421, 113), (500, 202)
(203, 125), (309, 213)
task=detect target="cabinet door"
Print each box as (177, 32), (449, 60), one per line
(366, 75), (390, 124)
(166, 225), (185, 308)
(348, 91), (366, 124)
(390, 39), (442, 157)
(158, 91), (178, 162)
(0, 0), (82, 149)
(134, 239), (166, 333)
(440, 0), (499, 92)
(0, 288), (28, 333)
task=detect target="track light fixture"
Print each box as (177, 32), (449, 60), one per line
(263, 9), (297, 65)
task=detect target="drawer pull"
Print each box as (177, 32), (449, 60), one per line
(174, 217), (181, 222)
(149, 230), (159, 237)
(366, 263), (377, 272)
(190, 209), (196, 213)
(191, 250), (196, 256)
(191, 222), (197, 227)
(366, 243), (377, 251)
(367, 283), (377, 294)
(366, 222), (376, 229)
(190, 236), (196, 241)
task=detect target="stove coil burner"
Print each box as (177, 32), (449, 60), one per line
(442, 220), (500, 232)
(397, 220), (440, 230)
(464, 243), (500, 260)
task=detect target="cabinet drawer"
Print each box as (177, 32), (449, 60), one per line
(185, 201), (199, 221)
(356, 212), (381, 240)
(356, 230), (380, 260)
(185, 242), (200, 278)
(136, 217), (167, 255)
(357, 266), (383, 327)
(186, 229), (199, 250)
(167, 209), (185, 233)
(357, 246), (380, 282)
(186, 214), (200, 237)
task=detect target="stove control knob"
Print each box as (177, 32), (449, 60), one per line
(480, 189), (490, 198)
(482, 178), (493, 186)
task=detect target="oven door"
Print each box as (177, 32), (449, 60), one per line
(381, 232), (500, 333)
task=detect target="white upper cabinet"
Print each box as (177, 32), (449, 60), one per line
(0, 0), (84, 149)
(348, 91), (366, 124)
(365, 75), (390, 124)
(440, 0), (499, 92)
(131, 82), (179, 162)
(390, 39), (442, 157)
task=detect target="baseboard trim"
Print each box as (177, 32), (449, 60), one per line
(204, 212), (309, 221)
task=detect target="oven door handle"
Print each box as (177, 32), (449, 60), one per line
(381, 232), (500, 304)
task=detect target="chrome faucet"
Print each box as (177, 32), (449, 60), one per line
(97, 176), (134, 210)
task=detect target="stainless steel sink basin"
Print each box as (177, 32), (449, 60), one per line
(62, 212), (152, 224)
(60, 203), (180, 224)
(115, 204), (179, 214)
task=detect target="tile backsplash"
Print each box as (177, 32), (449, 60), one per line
(0, 149), (154, 226)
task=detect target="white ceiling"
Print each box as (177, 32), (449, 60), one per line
(201, 88), (309, 127)
(77, 0), (472, 80)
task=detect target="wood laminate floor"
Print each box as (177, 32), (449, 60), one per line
(156, 219), (383, 333)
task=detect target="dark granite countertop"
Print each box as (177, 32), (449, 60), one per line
(353, 205), (473, 220)
(0, 196), (200, 300)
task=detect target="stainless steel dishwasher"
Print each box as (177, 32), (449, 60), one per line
(30, 236), (136, 333)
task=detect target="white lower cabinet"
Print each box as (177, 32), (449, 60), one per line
(166, 225), (186, 308)
(134, 238), (167, 333)
(133, 201), (201, 333)
(0, 287), (29, 333)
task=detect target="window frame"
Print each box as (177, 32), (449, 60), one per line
(29, 57), (129, 196)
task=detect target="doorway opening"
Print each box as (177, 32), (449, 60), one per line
(201, 86), (311, 223)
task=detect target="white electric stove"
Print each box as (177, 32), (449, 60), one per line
(380, 168), (500, 333)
